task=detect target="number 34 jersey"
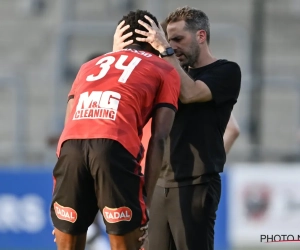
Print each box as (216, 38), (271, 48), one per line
(56, 49), (180, 159)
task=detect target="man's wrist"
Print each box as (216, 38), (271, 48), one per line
(158, 44), (171, 54)
(159, 47), (175, 58)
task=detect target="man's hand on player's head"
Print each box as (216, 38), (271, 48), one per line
(113, 20), (134, 51)
(136, 15), (170, 54)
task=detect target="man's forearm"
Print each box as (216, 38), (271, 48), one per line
(160, 54), (212, 103)
(155, 40), (196, 102)
(144, 137), (166, 208)
(160, 55), (196, 102)
(224, 131), (239, 154)
(223, 115), (240, 154)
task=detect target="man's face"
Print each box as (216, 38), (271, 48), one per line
(167, 20), (200, 68)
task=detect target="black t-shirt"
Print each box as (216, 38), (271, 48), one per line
(157, 59), (241, 188)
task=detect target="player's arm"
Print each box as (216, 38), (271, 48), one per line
(64, 66), (82, 125)
(223, 114), (240, 154)
(144, 107), (175, 208)
(144, 68), (180, 208)
(64, 98), (74, 125)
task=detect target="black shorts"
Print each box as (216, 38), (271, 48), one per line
(146, 175), (221, 250)
(51, 139), (148, 235)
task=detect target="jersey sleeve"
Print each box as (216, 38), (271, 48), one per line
(67, 67), (83, 101)
(154, 68), (180, 111)
(198, 62), (241, 105)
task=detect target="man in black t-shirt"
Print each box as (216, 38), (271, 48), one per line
(135, 7), (241, 250)
(113, 6), (241, 250)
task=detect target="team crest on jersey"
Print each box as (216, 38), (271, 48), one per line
(73, 91), (121, 121)
(53, 202), (77, 223)
(103, 206), (132, 223)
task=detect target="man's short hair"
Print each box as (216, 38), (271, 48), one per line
(165, 6), (210, 44)
(119, 10), (159, 49)
(160, 20), (168, 36)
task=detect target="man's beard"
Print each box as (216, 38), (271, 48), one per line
(180, 40), (200, 68)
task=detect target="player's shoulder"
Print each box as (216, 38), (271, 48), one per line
(79, 49), (177, 75)
(146, 56), (178, 77)
(80, 54), (105, 70)
(118, 49), (173, 63)
(109, 49), (153, 59)
(144, 52), (173, 65)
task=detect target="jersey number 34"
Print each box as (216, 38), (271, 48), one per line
(86, 55), (142, 84)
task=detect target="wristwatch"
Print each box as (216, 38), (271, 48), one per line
(159, 47), (175, 58)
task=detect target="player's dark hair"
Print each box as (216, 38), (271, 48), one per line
(119, 10), (159, 49)
(165, 6), (210, 44)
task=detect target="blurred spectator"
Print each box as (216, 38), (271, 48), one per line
(20, 0), (47, 16)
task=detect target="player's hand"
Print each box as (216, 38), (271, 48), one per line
(113, 20), (134, 51)
(135, 15), (170, 54)
(139, 224), (148, 250)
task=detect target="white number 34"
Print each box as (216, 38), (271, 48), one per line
(86, 55), (142, 83)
